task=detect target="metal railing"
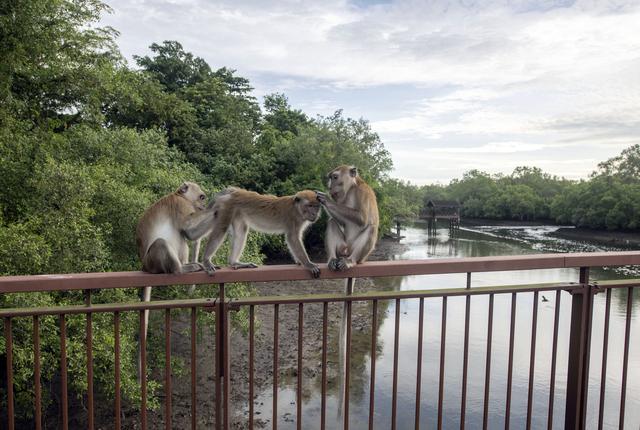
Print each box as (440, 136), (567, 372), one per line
(1, 251), (639, 429)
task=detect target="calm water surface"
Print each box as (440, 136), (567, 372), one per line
(255, 224), (640, 429)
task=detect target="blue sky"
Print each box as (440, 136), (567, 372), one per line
(101, 0), (640, 184)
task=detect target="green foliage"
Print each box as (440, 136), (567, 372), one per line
(0, 0), (119, 127)
(420, 149), (640, 230)
(0, 0), (403, 421)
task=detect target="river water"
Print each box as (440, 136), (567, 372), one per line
(257, 224), (640, 429)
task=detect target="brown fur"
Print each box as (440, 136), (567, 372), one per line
(201, 188), (321, 277)
(136, 182), (209, 274)
(320, 165), (379, 269)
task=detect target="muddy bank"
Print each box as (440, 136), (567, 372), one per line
(463, 218), (640, 249)
(461, 218), (557, 227)
(550, 227), (640, 248)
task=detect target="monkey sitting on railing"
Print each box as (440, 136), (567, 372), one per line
(316, 165), (379, 271)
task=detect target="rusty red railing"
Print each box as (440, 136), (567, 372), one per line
(1, 251), (639, 429)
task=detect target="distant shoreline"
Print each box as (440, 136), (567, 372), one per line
(460, 218), (640, 248)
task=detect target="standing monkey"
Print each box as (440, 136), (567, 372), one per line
(201, 187), (322, 278)
(316, 165), (379, 271)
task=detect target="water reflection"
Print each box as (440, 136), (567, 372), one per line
(254, 224), (640, 429)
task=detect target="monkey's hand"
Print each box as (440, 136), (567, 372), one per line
(315, 191), (328, 205)
(305, 262), (321, 278)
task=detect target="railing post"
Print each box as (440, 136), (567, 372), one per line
(215, 283), (227, 430)
(338, 277), (354, 428)
(565, 267), (592, 430)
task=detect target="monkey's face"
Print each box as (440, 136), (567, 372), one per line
(295, 192), (322, 222)
(327, 165), (357, 202)
(178, 181), (207, 211)
(302, 200), (322, 222)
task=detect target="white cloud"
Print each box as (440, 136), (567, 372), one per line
(430, 141), (547, 153)
(100, 0), (640, 182)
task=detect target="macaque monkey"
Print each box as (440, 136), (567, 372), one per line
(135, 182), (214, 363)
(136, 181), (212, 275)
(201, 187), (322, 278)
(316, 165), (379, 271)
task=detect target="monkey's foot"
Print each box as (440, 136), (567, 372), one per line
(328, 257), (352, 271)
(204, 261), (218, 276)
(182, 262), (205, 273)
(230, 262), (259, 270)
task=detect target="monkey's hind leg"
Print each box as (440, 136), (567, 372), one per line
(332, 225), (376, 272)
(326, 218), (348, 271)
(202, 224), (229, 275)
(143, 239), (182, 274)
(228, 221), (259, 270)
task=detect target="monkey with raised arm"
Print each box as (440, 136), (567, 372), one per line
(201, 187), (322, 278)
(316, 165), (379, 271)
(136, 181), (213, 274)
(135, 181), (214, 376)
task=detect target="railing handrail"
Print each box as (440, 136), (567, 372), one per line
(1, 251), (639, 294)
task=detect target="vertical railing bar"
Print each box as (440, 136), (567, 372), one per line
(165, 308), (172, 430)
(547, 290), (561, 430)
(86, 311), (94, 430)
(391, 298), (401, 430)
(215, 283), (225, 430)
(579, 268), (595, 429)
(321, 302), (328, 430)
(505, 292), (517, 430)
(415, 297), (425, 430)
(114, 312), (121, 430)
(215, 305), (220, 429)
(297, 303), (303, 430)
(190, 307), (197, 430)
(60, 314), (68, 430)
(597, 288), (611, 430)
(526, 291), (539, 430)
(139, 310), (147, 430)
(482, 294), (494, 430)
(565, 267), (590, 430)
(344, 299), (353, 430)
(342, 277), (354, 430)
(223, 296), (230, 430)
(369, 299), (378, 430)
(273, 303), (279, 430)
(33, 315), (42, 430)
(461, 273), (471, 430)
(619, 286), (633, 429)
(249, 305), (255, 430)
(4, 317), (14, 430)
(438, 296), (447, 430)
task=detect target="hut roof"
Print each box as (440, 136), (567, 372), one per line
(426, 199), (461, 208)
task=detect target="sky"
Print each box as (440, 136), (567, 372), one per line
(100, 0), (640, 185)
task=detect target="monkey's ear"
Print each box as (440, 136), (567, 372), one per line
(178, 182), (189, 194)
(349, 167), (358, 177)
(294, 196), (300, 203)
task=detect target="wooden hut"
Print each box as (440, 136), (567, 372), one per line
(421, 199), (461, 232)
